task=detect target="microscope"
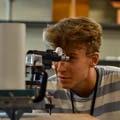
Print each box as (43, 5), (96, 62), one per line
(0, 47), (69, 120)
(25, 47), (69, 102)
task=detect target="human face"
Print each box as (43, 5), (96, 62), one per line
(53, 48), (93, 90)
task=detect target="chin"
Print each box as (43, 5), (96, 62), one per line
(58, 79), (74, 89)
(60, 83), (72, 89)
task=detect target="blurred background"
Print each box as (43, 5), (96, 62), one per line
(0, 0), (120, 66)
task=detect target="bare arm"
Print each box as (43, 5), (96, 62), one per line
(76, 114), (99, 120)
(30, 113), (100, 120)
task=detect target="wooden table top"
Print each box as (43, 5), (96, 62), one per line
(0, 113), (99, 120)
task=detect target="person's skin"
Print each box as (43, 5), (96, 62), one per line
(41, 113), (99, 120)
(54, 45), (99, 97)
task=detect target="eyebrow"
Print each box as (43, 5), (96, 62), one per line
(67, 52), (79, 56)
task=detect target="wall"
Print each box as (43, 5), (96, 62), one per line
(89, 0), (120, 59)
(0, 0), (9, 20)
(89, 0), (116, 23)
(26, 27), (46, 51)
(26, 28), (120, 59)
(12, 0), (52, 21)
(0, 0), (120, 59)
(100, 30), (120, 59)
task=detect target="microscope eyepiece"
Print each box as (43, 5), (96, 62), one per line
(26, 47), (70, 68)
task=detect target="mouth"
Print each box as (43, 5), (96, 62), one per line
(57, 76), (71, 83)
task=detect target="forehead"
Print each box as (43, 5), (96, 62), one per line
(63, 47), (87, 56)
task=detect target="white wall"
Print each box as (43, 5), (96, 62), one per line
(12, 0), (52, 21)
(0, 0), (9, 20)
(100, 30), (120, 59)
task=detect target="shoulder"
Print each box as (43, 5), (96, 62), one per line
(95, 65), (120, 87)
(96, 65), (120, 76)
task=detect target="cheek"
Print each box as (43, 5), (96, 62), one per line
(71, 62), (89, 80)
(52, 62), (58, 71)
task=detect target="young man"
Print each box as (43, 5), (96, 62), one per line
(43, 17), (120, 120)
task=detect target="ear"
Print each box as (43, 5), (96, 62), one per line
(89, 52), (99, 67)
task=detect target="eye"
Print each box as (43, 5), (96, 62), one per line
(70, 56), (75, 59)
(69, 56), (77, 62)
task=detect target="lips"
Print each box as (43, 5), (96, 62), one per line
(57, 76), (71, 82)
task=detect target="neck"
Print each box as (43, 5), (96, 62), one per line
(72, 67), (97, 97)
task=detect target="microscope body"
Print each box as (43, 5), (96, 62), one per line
(0, 47), (69, 120)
